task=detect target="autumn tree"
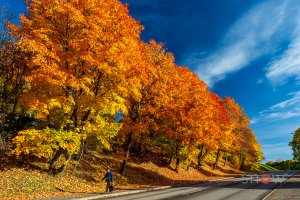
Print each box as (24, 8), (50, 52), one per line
(1, 0), (264, 176)
(186, 92), (230, 170)
(0, 7), (31, 158)
(155, 66), (213, 172)
(172, 71), (215, 171)
(119, 40), (177, 175)
(223, 97), (262, 169)
(208, 94), (231, 170)
(0, 42), (28, 116)
(9, 0), (143, 175)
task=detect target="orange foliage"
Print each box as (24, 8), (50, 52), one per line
(5, 0), (262, 175)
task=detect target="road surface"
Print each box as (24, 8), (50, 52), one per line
(264, 171), (300, 200)
(105, 171), (298, 200)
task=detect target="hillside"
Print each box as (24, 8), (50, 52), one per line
(0, 150), (243, 200)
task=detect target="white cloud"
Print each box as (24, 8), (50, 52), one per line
(250, 118), (258, 124)
(183, 0), (292, 87)
(266, 37), (300, 85)
(252, 91), (300, 123)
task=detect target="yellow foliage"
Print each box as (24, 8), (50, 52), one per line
(13, 128), (81, 159)
(8, 0), (143, 154)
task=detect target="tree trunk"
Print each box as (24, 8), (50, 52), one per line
(72, 140), (85, 173)
(239, 149), (244, 169)
(197, 145), (205, 170)
(55, 153), (72, 174)
(137, 142), (143, 155)
(48, 147), (63, 174)
(240, 157), (245, 170)
(186, 159), (191, 171)
(12, 91), (19, 114)
(223, 153), (228, 166)
(120, 133), (132, 176)
(168, 154), (173, 165)
(113, 143), (119, 154)
(48, 147), (72, 175)
(213, 149), (221, 170)
(175, 157), (180, 172)
(175, 143), (180, 172)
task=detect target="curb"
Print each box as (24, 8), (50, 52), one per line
(52, 176), (236, 200)
(80, 186), (172, 200)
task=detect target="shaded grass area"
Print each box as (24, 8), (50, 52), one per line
(0, 150), (243, 200)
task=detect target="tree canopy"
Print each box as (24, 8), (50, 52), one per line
(290, 128), (300, 162)
(0, 0), (263, 175)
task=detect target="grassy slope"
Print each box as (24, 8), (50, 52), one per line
(0, 151), (243, 200)
(259, 164), (278, 171)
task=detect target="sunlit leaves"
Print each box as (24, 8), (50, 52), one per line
(9, 0), (143, 154)
(13, 128), (81, 159)
(5, 0), (263, 173)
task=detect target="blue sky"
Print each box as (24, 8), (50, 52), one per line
(2, 0), (300, 162)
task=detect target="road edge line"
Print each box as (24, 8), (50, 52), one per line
(261, 172), (294, 200)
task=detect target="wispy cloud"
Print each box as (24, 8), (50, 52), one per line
(183, 0), (291, 87)
(262, 142), (292, 161)
(252, 91), (300, 123)
(266, 35), (300, 85)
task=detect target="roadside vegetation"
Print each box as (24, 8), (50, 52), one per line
(0, 1), (263, 199)
(264, 127), (300, 171)
(258, 164), (278, 172)
(265, 160), (300, 171)
(289, 127), (300, 162)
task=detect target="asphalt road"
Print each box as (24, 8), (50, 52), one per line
(105, 171), (297, 200)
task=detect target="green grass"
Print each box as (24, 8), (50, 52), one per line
(259, 164), (278, 171)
